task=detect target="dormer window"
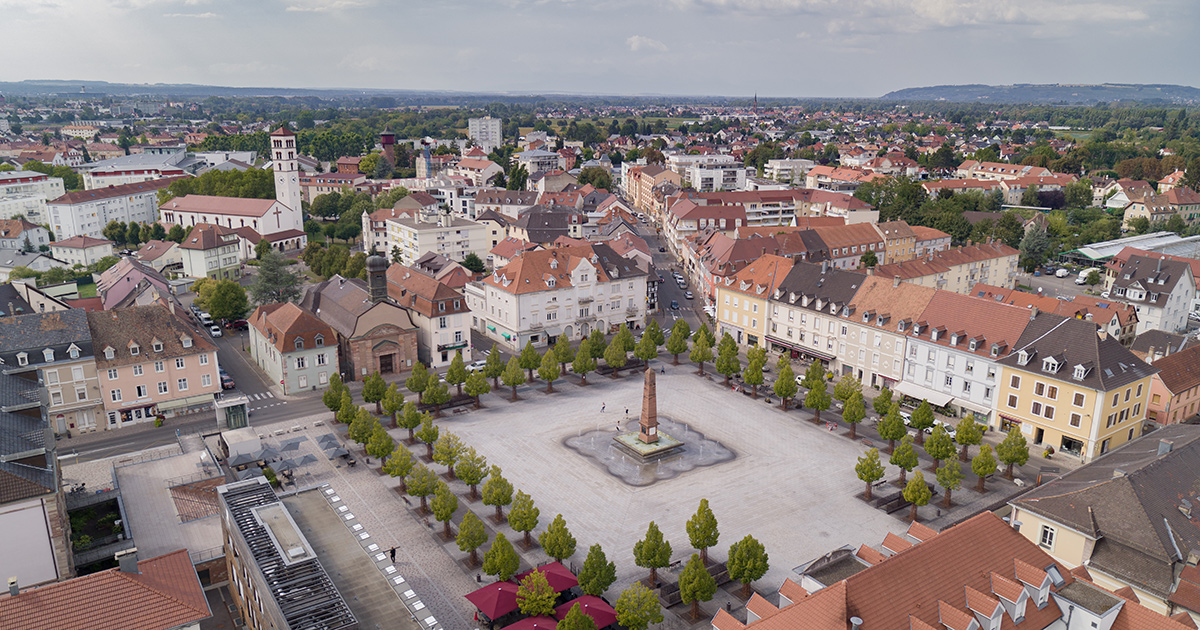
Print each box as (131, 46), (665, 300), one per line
(43, 348), (54, 363)
(547, 278), (556, 288)
(950, 334), (959, 346)
(69, 346), (79, 359)
(969, 339), (978, 351)
(863, 312), (872, 323)
(1073, 365), (1088, 381)
(181, 336), (193, 349)
(315, 334), (325, 347)
(1042, 357), (1059, 373)
(931, 329), (940, 342)
(152, 339), (163, 353)
(16, 352), (28, 367)
(898, 321), (907, 332)
(129, 344), (140, 356)
(1017, 350), (1030, 365)
(295, 338), (305, 351)
(104, 347), (115, 360)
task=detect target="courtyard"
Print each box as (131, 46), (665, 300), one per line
(430, 365), (910, 594)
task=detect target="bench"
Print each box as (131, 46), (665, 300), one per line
(708, 562), (731, 586)
(658, 581), (682, 608)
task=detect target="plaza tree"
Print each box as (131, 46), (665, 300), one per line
(878, 402), (907, 453)
(519, 341), (541, 382)
(615, 583), (663, 630)
(856, 448), (886, 500)
(774, 359), (798, 411)
(634, 521), (672, 587)
(405, 362), (429, 403)
(483, 533), (520, 582)
(539, 513), (578, 562)
(806, 377), (832, 425)
(348, 409), (374, 445)
(666, 320), (690, 365)
(613, 323), (635, 353)
(431, 481), (459, 539)
(446, 351), (468, 396)
(634, 332), (658, 365)
(927, 443), (963, 502)
(382, 447), (414, 492)
(924, 425), (955, 472)
(955, 415), (983, 462)
(679, 553), (717, 620)
(464, 372), (491, 409)
(997, 430), (1030, 479)
(693, 323), (715, 348)
(336, 391), (357, 425)
(689, 334), (713, 376)
(362, 371), (386, 414)
(843, 390), (866, 439)
(517, 569), (557, 617)
(727, 535), (769, 599)
(558, 603), (597, 630)
(801, 361), (825, 390)
(873, 386), (893, 416)
(423, 374), (451, 417)
(834, 375), (862, 404)
(686, 498), (720, 564)
(454, 447), (488, 499)
(587, 329), (607, 359)
(457, 511), (487, 566)
(397, 401), (423, 442)
(645, 318), (665, 347)
(482, 465), (513, 521)
(903, 470), (932, 523)
(891, 435), (919, 486)
(432, 432), (463, 479)
(715, 333), (741, 387)
(508, 490), (540, 547)
(322, 374), (346, 417)
(578, 544), (617, 597)
(572, 338), (596, 385)
(973, 444), (997, 492)
(501, 356), (526, 401)
(604, 338), (628, 377)
(538, 350), (560, 393)
(381, 383), (404, 428)
(553, 334), (575, 373)
(744, 347), (766, 398)
(910, 400), (935, 445)
(482, 344), (505, 389)
(365, 422), (395, 461)
(415, 415), (439, 458)
(406, 463), (439, 513)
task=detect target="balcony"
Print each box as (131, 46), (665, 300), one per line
(626, 306), (639, 316)
(529, 321), (544, 330)
(578, 296), (594, 304)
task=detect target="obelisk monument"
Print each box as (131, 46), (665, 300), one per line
(638, 369), (659, 444)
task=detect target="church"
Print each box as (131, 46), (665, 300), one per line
(157, 127), (307, 250)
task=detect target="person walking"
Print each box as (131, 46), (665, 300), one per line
(601, 402), (606, 412)
(389, 547), (396, 562)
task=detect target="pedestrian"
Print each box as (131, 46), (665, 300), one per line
(601, 402), (606, 412)
(661, 365), (665, 374)
(389, 547), (396, 562)
(625, 407), (629, 416)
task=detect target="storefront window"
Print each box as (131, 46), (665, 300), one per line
(1060, 436), (1084, 457)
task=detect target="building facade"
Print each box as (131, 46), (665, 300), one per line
(46, 177), (182, 240)
(248, 303), (339, 395)
(179, 223), (243, 280)
(386, 263), (470, 369)
(49, 236), (115, 267)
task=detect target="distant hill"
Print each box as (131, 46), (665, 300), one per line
(881, 83), (1200, 105)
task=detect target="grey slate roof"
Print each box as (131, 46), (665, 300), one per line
(0, 310), (93, 369)
(1012, 424), (1200, 598)
(300, 276), (415, 338)
(998, 312), (1156, 391)
(1131, 330), (1198, 356)
(774, 260), (865, 314)
(1111, 255), (1191, 307)
(0, 285), (33, 317)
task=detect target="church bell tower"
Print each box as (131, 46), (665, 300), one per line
(271, 126), (302, 215)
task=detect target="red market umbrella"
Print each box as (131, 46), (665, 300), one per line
(500, 616), (558, 630)
(555, 595), (617, 628)
(515, 561), (578, 593)
(465, 581), (519, 619)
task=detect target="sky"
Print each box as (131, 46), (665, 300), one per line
(1, 0), (1197, 98)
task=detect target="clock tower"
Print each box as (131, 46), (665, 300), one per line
(270, 127), (302, 215)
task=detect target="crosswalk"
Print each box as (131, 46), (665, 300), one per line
(246, 392), (275, 401)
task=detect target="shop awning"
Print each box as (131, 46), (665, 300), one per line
(156, 394), (215, 412)
(892, 381), (954, 408)
(956, 398), (993, 417)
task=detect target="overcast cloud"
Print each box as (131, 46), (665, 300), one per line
(0, 0), (1194, 97)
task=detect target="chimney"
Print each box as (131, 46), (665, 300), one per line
(1158, 439), (1174, 456)
(6, 302), (11, 315)
(1157, 256), (1163, 273)
(893, 275), (901, 288)
(116, 547), (139, 574)
(1147, 346), (1156, 363)
(866, 267), (874, 276)
(1030, 306), (1039, 320)
(851, 617), (864, 630)
(7, 577), (16, 597)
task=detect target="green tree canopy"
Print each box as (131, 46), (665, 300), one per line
(381, 383), (404, 427)
(405, 463), (439, 513)
(362, 371), (387, 414)
(727, 535), (769, 598)
(773, 359), (798, 410)
(936, 461), (964, 508)
(856, 448), (886, 500)
(843, 391), (866, 439)
(633, 521), (672, 587)
(973, 444), (998, 492)
(508, 490), (540, 547)
(457, 511), (488, 566)
(454, 446), (488, 499)
(539, 513), (578, 563)
(689, 334), (713, 376)
(553, 334), (576, 372)
(365, 421), (395, 461)
(501, 356), (526, 400)
(405, 362), (430, 401)
(482, 344), (505, 388)
(679, 553), (717, 620)
(558, 602), (598, 630)
(397, 401), (424, 440)
(578, 544), (617, 597)
(481, 465), (513, 521)
(538, 350), (561, 392)
(925, 425), (956, 470)
(873, 387), (893, 416)
(572, 339), (596, 384)
(903, 470), (932, 523)
(878, 402), (907, 453)
(483, 533), (520, 582)
(432, 431), (463, 478)
(891, 435), (919, 485)
(603, 339), (628, 377)
(955, 415), (984, 461)
(431, 480), (459, 538)
(910, 400), (935, 445)
(464, 372), (491, 409)
(446, 351), (468, 396)
(806, 378), (832, 424)
(206, 280), (249, 321)
(250, 248), (303, 305)
(997, 430), (1030, 479)
(686, 498), (720, 564)
(518, 341), (541, 381)
(615, 583), (663, 630)
(834, 375), (862, 403)
(665, 322), (690, 365)
(423, 374), (451, 416)
(415, 415), (440, 458)
(715, 333), (741, 387)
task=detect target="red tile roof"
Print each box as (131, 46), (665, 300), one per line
(51, 235), (113, 249)
(249, 302), (335, 354)
(882, 532), (914, 554)
(0, 549), (209, 630)
(49, 176), (187, 205)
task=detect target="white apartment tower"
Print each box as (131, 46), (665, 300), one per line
(468, 116), (503, 153)
(271, 127), (302, 213)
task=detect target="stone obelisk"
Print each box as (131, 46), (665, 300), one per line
(638, 369), (659, 444)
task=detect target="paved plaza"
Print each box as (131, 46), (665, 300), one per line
(434, 366), (911, 596)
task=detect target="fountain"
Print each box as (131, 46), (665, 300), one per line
(563, 368), (734, 487)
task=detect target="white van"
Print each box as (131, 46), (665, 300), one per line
(1075, 268), (1094, 285)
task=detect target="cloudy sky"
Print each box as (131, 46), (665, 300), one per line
(1, 0), (1195, 97)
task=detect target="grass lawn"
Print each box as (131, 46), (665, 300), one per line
(77, 283), (97, 298)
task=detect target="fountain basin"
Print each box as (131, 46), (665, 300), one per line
(613, 431), (685, 461)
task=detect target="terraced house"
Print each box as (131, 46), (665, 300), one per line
(0, 309), (103, 436)
(996, 312), (1156, 462)
(833, 275), (936, 389)
(248, 302), (339, 395)
(715, 254), (794, 348)
(761, 260), (864, 367)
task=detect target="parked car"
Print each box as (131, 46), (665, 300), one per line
(670, 300), (680, 310)
(1055, 268), (1070, 278)
(200, 312), (214, 326)
(659, 246), (666, 252)
(466, 360), (488, 373)
(225, 319), (249, 331)
(684, 291), (694, 300)
(209, 325), (223, 338)
(221, 373), (235, 389)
